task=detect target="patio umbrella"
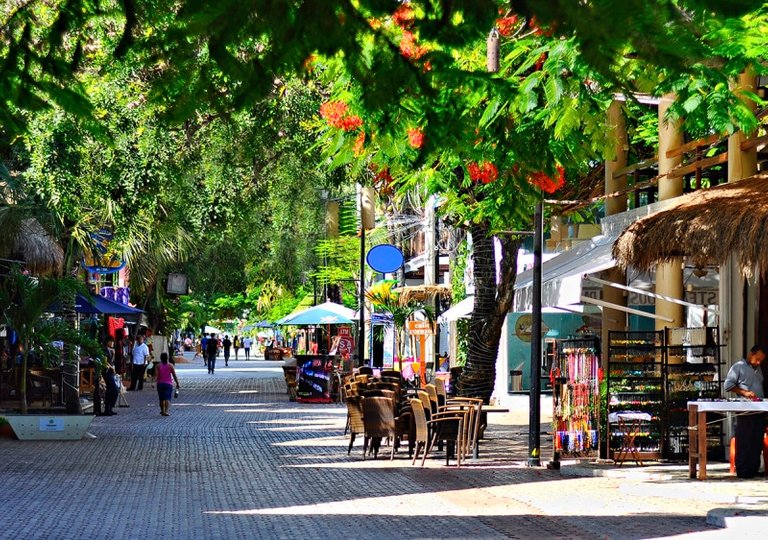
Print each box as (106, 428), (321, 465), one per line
(277, 306), (354, 326)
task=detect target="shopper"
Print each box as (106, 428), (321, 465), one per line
(101, 339), (119, 416)
(724, 343), (767, 479)
(155, 352), (180, 416)
(242, 336), (252, 360)
(233, 335), (240, 360)
(206, 333), (219, 374)
(128, 335), (150, 391)
(223, 335), (232, 366)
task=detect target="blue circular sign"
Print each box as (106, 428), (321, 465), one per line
(366, 244), (404, 273)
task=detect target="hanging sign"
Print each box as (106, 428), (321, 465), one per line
(366, 244), (404, 273)
(82, 229), (125, 274)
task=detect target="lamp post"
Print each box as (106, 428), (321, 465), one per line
(358, 186), (366, 366)
(528, 201), (543, 467)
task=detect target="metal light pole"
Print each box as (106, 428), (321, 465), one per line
(358, 187), (366, 367)
(528, 202), (543, 467)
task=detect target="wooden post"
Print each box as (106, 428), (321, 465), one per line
(655, 94), (685, 331)
(602, 101), (629, 367)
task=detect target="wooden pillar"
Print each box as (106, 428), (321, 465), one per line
(723, 71), (759, 362)
(602, 101), (628, 363)
(655, 94), (685, 331)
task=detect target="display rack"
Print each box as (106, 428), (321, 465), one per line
(551, 337), (601, 460)
(664, 326), (723, 460)
(607, 330), (664, 462)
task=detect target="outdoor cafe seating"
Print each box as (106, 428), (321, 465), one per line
(340, 371), (486, 467)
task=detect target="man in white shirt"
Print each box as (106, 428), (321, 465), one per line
(242, 336), (253, 360)
(128, 335), (150, 391)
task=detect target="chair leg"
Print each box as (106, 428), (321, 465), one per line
(348, 432), (356, 455)
(423, 434), (438, 467)
(412, 442), (423, 465)
(344, 413), (350, 435)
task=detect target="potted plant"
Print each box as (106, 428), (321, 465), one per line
(365, 281), (434, 373)
(0, 269), (103, 439)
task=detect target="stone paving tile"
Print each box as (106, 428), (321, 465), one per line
(0, 366), (759, 539)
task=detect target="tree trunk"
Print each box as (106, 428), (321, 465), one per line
(456, 222), (521, 402)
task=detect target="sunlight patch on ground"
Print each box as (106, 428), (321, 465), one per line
(268, 435), (347, 446)
(203, 488), (531, 517)
(247, 418), (344, 426)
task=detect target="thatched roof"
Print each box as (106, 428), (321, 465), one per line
(613, 174), (768, 278)
(394, 284), (452, 304)
(12, 219), (64, 275)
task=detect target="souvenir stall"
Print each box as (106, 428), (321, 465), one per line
(550, 337), (601, 462)
(276, 302), (356, 403)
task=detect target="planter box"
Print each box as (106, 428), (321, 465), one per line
(5, 415), (95, 441)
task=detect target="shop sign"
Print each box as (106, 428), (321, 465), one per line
(407, 320), (434, 336)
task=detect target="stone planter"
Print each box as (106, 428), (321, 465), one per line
(5, 414), (95, 441)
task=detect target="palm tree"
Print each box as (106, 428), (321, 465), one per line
(365, 281), (434, 371)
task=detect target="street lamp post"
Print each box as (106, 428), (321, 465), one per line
(528, 202), (543, 467)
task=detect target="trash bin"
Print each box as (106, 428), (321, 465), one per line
(509, 369), (523, 392)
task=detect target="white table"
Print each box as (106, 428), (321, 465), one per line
(687, 400), (768, 480)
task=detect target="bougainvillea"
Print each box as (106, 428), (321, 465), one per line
(407, 127), (424, 149)
(467, 161), (499, 184)
(400, 31), (428, 60)
(529, 165), (565, 193)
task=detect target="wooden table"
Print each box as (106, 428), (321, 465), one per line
(688, 400), (768, 480)
(608, 411), (652, 466)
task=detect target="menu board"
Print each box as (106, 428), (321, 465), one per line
(296, 355), (335, 403)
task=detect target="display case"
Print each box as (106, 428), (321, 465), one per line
(551, 337), (601, 460)
(607, 330), (664, 462)
(664, 326), (723, 460)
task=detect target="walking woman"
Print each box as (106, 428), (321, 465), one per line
(155, 352), (180, 416)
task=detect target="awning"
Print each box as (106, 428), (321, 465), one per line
(438, 296), (473, 323)
(49, 293), (144, 315)
(514, 234), (616, 312)
(613, 174), (768, 278)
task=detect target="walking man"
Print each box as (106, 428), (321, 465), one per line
(223, 335), (232, 366)
(242, 335), (252, 360)
(128, 335), (150, 391)
(724, 343), (767, 479)
(206, 333), (219, 374)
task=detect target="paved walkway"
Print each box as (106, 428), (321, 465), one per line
(0, 360), (766, 539)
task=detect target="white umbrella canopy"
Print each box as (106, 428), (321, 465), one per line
(203, 325), (223, 334)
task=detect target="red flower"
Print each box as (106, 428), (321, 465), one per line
(320, 101), (348, 129)
(529, 165), (565, 193)
(353, 131), (366, 155)
(400, 31), (427, 60)
(407, 128), (424, 149)
(468, 161), (498, 184)
(340, 115), (363, 132)
(392, 4), (415, 28)
(496, 15), (519, 37)
(320, 101), (362, 132)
